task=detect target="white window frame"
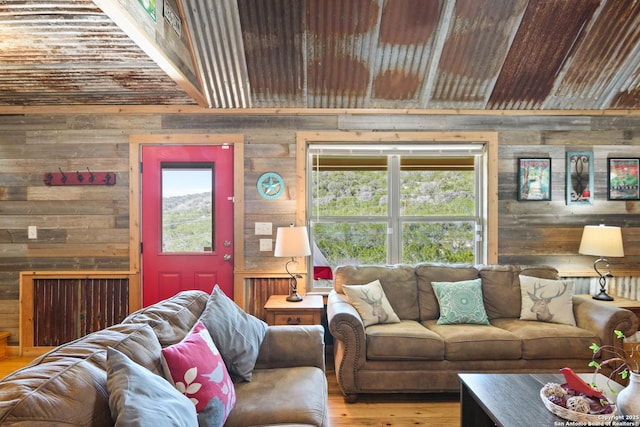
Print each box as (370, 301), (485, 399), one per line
(295, 131), (498, 294)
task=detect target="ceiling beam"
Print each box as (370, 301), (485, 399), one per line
(1, 105), (639, 116)
(92, 0), (208, 107)
(180, 0), (252, 108)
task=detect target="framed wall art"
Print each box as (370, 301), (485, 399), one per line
(137, 0), (156, 22)
(566, 151), (594, 205)
(517, 157), (551, 201)
(607, 158), (640, 200)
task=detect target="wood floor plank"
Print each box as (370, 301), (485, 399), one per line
(325, 360), (460, 426)
(0, 357), (33, 379)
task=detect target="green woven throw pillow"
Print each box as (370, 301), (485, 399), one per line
(432, 278), (489, 325)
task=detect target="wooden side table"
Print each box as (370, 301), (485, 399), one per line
(264, 294), (324, 326)
(605, 297), (640, 326)
(601, 296), (640, 349)
(0, 331), (9, 360)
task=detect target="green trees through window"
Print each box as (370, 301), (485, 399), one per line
(309, 146), (483, 287)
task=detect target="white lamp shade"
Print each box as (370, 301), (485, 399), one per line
(274, 226), (311, 258)
(578, 225), (624, 257)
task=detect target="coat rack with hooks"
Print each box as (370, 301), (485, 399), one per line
(44, 168), (116, 186)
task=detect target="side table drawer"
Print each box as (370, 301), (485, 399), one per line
(271, 312), (317, 326)
(263, 295), (325, 326)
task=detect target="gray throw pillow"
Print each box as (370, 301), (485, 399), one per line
(106, 347), (198, 427)
(199, 285), (268, 382)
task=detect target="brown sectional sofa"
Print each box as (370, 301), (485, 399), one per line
(327, 263), (639, 402)
(0, 290), (329, 426)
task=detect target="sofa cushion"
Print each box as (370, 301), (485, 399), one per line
(255, 325), (326, 371)
(225, 367), (328, 427)
(478, 265), (559, 320)
(343, 279), (401, 327)
(519, 275), (576, 325)
(122, 290), (210, 346)
(107, 347), (197, 427)
(29, 322), (164, 374)
(334, 264), (419, 320)
(0, 358), (111, 426)
(0, 322), (162, 427)
(199, 285), (268, 382)
(415, 263), (479, 321)
(424, 320), (522, 361)
(161, 321), (236, 425)
(365, 320), (444, 360)
(432, 278), (489, 325)
(491, 318), (597, 359)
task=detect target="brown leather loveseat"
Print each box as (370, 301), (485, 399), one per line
(327, 263), (638, 402)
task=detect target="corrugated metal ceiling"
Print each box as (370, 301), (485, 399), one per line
(0, 0), (639, 109)
(0, 0), (196, 106)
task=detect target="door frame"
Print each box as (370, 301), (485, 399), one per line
(129, 134), (245, 309)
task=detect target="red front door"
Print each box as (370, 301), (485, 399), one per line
(141, 145), (234, 306)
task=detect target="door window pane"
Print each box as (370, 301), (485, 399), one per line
(161, 164), (213, 253)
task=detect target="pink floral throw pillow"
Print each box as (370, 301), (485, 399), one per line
(161, 321), (236, 426)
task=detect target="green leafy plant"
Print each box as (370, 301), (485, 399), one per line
(589, 330), (639, 388)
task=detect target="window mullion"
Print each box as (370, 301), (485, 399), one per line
(389, 155), (401, 264)
(474, 153), (485, 262)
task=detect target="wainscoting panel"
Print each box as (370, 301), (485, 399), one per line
(246, 277), (290, 321)
(567, 276), (640, 300)
(20, 271), (138, 355)
(33, 278), (128, 346)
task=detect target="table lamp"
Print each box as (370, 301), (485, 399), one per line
(578, 224), (624, 301)
(274, 225), (311, 302)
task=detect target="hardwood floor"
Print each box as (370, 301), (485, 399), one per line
(0, 356), (33, 379)
(0, 356), (461, 426)
(325, 358), (460, 426)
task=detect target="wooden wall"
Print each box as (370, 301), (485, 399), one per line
(1, 110), (639, 346)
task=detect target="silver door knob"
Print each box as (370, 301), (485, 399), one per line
(223, 254), (231, 261)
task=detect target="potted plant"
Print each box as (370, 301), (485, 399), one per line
(589, 330), (640, 417)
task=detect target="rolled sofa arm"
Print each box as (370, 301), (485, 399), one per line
(573, 295), (639, 350)
(255, 325), (325, 371)
(327, 290), (366, 401)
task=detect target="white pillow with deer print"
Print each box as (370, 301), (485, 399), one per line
(519, 275), (576, 326)
(342, 280), (401, 327)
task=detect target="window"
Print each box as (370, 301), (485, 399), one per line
(307, 144), (487, 289)
(161, 163), (214, 253)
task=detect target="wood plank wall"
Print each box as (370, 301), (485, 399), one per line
(1, 110), (639, 346)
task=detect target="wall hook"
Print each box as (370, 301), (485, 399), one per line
(58, 168), (67, 184)
(43, 169), (116, 186)
(87, 167), (95, 183)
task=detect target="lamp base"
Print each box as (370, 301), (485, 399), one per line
(592, 258), (614, 301)
(284, 258), (304, 302)
(593, 291), (614, 301)
(286, 292), (303, 302)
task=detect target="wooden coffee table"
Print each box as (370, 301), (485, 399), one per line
(458, 373), (623, 427)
